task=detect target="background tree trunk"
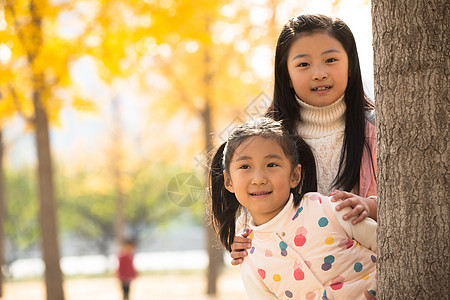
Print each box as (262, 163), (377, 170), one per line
(33, 87), (65, 300)
(112, 95), (125, 246)
(202, 40), (224, 295)
(372, 0), (449, 298)
(0, 130), (4, 297)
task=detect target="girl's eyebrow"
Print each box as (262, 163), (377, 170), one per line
(291, 48), (341, 60)
(322, 49), (341, 55)
(265, 154), (283, 160)
(235, 153), (283, 162)
(235, 155), (252, 162)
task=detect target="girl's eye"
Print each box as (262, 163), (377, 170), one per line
(326, 58), (337, 63)
(267, 163), (278, 168)
(239, 165), (250, 169)
(297, 62), (309, 67)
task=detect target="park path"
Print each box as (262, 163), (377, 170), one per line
(2, 267), (247, 300)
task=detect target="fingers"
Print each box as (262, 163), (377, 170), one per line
(230, 233), (252, 266)
(231, 237), (252, 251)
(231, 258), (244, 266)
(330, 190), (354, 202)
(230, 249), (248, 266)
(341, 203), (363, 220)
(349, 210), (368, 225)
(335, 197), (357, 211)
(336, 198), (370, 224)
(230, 249), (248, 259)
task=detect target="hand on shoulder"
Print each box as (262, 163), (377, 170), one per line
(329, 190), (377, 224)
(230, 229), (252, 266)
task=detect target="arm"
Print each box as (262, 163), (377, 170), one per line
(329, 198), (377, 251)
(330, 190), (377, 223)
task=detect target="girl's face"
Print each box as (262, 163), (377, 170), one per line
(224, 137), (301, 226)
(287, 31), (349, 107)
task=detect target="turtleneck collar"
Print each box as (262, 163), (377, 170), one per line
(295, 94), (346, 138)
(250, 194), (294, 233)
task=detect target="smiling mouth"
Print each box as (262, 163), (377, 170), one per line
(250, 191), (272, 196)
(312, 86), (331, 91)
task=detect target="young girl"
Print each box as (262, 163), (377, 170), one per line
(209, 117), (377, 299)
(231, 14), (377, 265)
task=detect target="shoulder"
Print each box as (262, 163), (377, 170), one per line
(301, 192), (331, 212)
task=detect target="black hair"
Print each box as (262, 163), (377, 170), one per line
(208, 117), (316, 251)
(266, 14), (375, 192)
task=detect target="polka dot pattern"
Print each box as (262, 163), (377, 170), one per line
(309, 194), (322, 203)
(330, 275), (345, 290)
(324, 255), (335, 264)
(292, 207), (303, 220)
(293, 267), (305, 281)
(354, 262), (363, 273)
(294, 226), (308, 247)
(279, 241), (288, 256)
(318, 217), (328, 227)
(339, 238), (354, 249)
(258, 269), (265, 279)
(321, 255), (335, 271)
(245, 193), (376, 299)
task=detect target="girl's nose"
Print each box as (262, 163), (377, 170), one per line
(251, 172), (267, 185)
(313, 67), (328, 80)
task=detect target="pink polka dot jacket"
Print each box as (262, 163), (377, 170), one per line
(240, 192), (377, 299)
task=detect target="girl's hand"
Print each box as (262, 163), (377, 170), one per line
(364, 290), (376, 300)
(329, 190), (377, 224)
(230, 229), (252, 266)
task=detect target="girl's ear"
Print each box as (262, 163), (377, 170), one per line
(224, 171), (235, 193)
(290, 164), (302, 188)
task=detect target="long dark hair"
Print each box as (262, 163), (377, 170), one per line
(267, 14), (375, 192)
(208, 117), (316, 251)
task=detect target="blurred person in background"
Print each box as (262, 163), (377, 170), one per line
(117, 238), (138, 300)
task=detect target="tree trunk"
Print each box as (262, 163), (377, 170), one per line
(0, 130), (4, 297)
(112, 95), (125, 246)
(33, 85), (65, 300)
(204, 100), (223, 295)
(202, 25), (223, 295)
(372, 0), (449, 298)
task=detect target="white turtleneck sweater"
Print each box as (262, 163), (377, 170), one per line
(296, 95), (346, 195)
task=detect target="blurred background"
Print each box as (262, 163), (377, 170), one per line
(0, 0), (373, 299)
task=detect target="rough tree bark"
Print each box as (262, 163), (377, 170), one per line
(372, 0), (449, 298)
(203, 40), (224, 295)
(112, 96), (125, 246)
(0, 130), (4, 297)
(33, 82), (65, 300)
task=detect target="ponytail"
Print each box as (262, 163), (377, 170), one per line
(208, 142), (241, 252)
(294, 136), (317, 202)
